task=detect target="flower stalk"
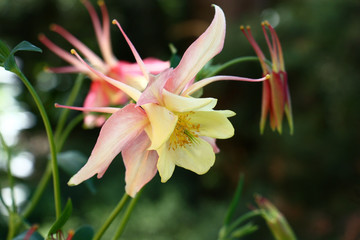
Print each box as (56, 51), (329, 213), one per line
(11, 67), (62, 219)
(93, 193), (130, 240)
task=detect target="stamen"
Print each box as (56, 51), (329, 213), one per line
(168, 112), (200, 151)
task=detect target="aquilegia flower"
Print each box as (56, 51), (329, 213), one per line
(39, 0), (169, 127)
(56, 5), (268, 197)
(241, 21), (293, 134)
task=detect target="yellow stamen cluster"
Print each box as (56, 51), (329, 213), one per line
(168, 112), (200, 151)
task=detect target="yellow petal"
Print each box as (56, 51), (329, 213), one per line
(162, 90), (217, 113)
(157, 137), (215, 182)
(190, 110), (235, 139)
(156, 144), (176, 183)
(143, 103), (178, 150)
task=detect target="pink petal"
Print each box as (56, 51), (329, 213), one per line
(38, 34), (88, 72)
(46, 66), (83, 74)
(270, 72), (285, 133)
(54, 103), (119, 114)
(182, 75), (269, 96)
(122, 131), (158, 197)
(82, 0), (116, 65)
(50, 24), (106, 70)
(84, 81), (111, 109)
(112, 58), (169, 76)
(136, 68), (173, 106)
(260, 77), (271, 134)
(201, 136), (220, 153)
(143, 58), (170, 74)
(68, 104), (148, 185)
(166, 5), (226, 94)
(112, 20), (150, 81)
(71, 49), (142, 101)
(240, 25), (268, 74)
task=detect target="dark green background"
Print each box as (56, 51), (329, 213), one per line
(1, 0), (360, 239)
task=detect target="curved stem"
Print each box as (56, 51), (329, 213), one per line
(93, 193), (129, 240)
(22, 74), (85, 219)
(205, 56), (272, 78)
(12, 67), (61, 219)
(112, 190), (143, 240)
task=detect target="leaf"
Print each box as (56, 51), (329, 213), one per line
(58, 151), (96, 194)
(12, 231), (43, 240)
(0, 40), (10, 64)
(168, 43), (181, 68)
(4, 55), (16, 71)
(10, 41), (42, 54)
(47, 198), (73, 236)
(2, 41), (42, 71)
(223, 174), (245, 225)
(72, 225), (94, 240)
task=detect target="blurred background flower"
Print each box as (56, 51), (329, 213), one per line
(0, 0), (359, 239)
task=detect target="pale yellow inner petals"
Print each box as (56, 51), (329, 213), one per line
(143, 103), (178, 150)
(162, 89), (217, 113)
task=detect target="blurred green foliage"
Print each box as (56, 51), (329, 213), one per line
(1, 0), (360, 239)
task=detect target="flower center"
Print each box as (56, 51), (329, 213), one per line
(168, 112), (200, 151)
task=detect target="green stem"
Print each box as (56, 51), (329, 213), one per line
(12, 67), (61, 219)
(205, 56), (272, 78)
(22, 73), (85, 219)
(112, 190), (143, 240)
(225, 210), (263, 238)
(93, 193), (130, 240)
(22, 114), (82, 219)
(0, 182), (10, 214)
(54, 74), (85, 143)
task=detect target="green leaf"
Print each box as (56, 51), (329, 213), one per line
(0, 40), (10, 64)
(169, 43), (181, 68)
(13, 231), (43, 240)
(2, 41), (42, 71)
(10, 41), (42, 55)
(58, 151), (96, 194)
(4, 55), (17, 71)
(72, 225), (94, 240)
(223, 174), (245, 225)
(48, 198), (73, 236)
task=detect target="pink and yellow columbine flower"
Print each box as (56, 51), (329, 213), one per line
(56, 5), (268, 197)
(241, 21), (293, 134)
(39, 0), (169, 127)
